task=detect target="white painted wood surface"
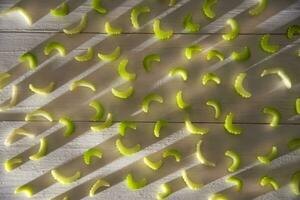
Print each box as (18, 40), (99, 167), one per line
(0, 0), (300, 200)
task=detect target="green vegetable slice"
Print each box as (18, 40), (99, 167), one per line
(118, 121), (137, 136)
(162, 149), (182, 162)
(75, 48), (94, 62)
(89, 179), (110, 197)
(226, 176), (243, 191)
(130, 6), (150, 29)
(15, 185), (33, 197)
(257, 146), (278, 164)
(263, 107), (280, 127)
(111, 86), (134, 99)
(0, 72), (10, 90)
(260, 176), (279, 190)
(91, 0), (107, 14)
(290, 170), (300, 195)
(5, 128), (34, 146)
(105, 22), (122, 36)
(116, 138), (141, 156)
(224, 112), (242, 135)
(225, 150), (241, 172)
(206, 49), (224, 61)
(51, 169), (81, 185)
(70, 80), (96, 92)
(44, 41), (67, 56)
(260, 34), (279, 54)
(168, 67), (188, 81)
(19, 52), (37, 70)
(89, 100), (105, 121)
(125, 173), (147, 190)
(143, 157), (163, 170)
(29, 138), (48, 160)
(29, 82), (55, 95)
(206, 99), (221, 119)
(98, 46), (121, 62)
(184, 45), (202, 60)
(143, 54), (160, 72)
(288, 138), (300, 150)
(153, 19), (173, 40)
(50, 2), (69, 17)
(196, 139), (215, 167)
(185, 117), (209, 135)
(287, 25), (300, 40)
(25, 109), (53, 122)
(234, 73), (252, 98)
(296, 98), (300, 114)
(4, 158), (22, 172)
(181, 170), (202, 190)
(0, 85), (18, 112)
(222, 18), (239, 41)
(231, 46), (251, 61)
(249, 0), (268, 16)
(183, 14), (200, 33)
(176, 90), (191, 110)
(83, 148), (102, 165)
(202, 72), (221, 85)
(2, 7), (32, 25)
(202, 0), (218, 19)
(154, 120), (168, 138)
(90, 113), (113, 132)
(142, 93), (164, 113)
(261, 68), (291, 89)
(59, 117), (75, 137)
(118, 59), (136, 81)
(209, 193), (228, 200)
(156, 183), (172, 200)
(63, 14), (87, 35)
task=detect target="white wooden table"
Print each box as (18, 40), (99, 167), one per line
(0, 0), (300, 199)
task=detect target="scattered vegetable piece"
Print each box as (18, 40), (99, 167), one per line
(118, 59), (136, 81)
(202, 72), (221, 85)
(19, 52), (37, 70)
(156, 183), (172, 200)
(209, 193), (228, 200)
(90, 113), (113, 132)
(202, 0), (218, 19)
(63, 14), (87, 35)
(224, 112), (242, 135)
(234, 73), (252, 98)
(143, 157), (163, 170)
(51, 169), (81, 185)
(5, 128), (34, 146)
(290, 170), (300, 195)
(142, 93), (164, 113)
(143, 54), (160, 72)
(154, 120), (168, 138)
(15, 185), (33, 197)
(185, 117), (209, 135)
(260, 34), (279, 54)
(206, 99), (221, 119)
(44, 41), (67, 56)
(0, 72), (10, 90)
(29, 82), (55, 95)
(183, 14), (200, 33)
(184, 45), (202, 60)
(249, 0), (268, 16)
(91, 0), (107, 14)
(257, 145), (278, 164)
(260, 176), (279, 190)
(89, 100), (105, 121)
(83, 148), (102, 165)
(263, 107), (280, 127)
(222, 18), (239, 41)
(59, 117), (75, 137)
(115, 138), (141, 156)
(226, 176), (243, 191)
(25, 109), (53, 122)
(0, 85), (18, 112)
(261, 68), (291, 89)
(29, 138), (48, 161)
(153, 19), (173, 40)
(75, 48), (94, 62)
(231, 46), (251, 61)
(162, 149), (182, 162)
(89, 179), (110, 197)
(125, 173), (147, 190)
(111, 86), (134, 99)
(105, 21), (122, 36)
(50, 2), (69, 17)
(168, 67), (188, 81)
(196, 139), (215, 167)
(130, 6), (150, 29)
(98, 46), (121, 62)
(225, 150), (241, 172)
(2, 7), (32, 25)
(118, 121), (137, 136)
(176, 90), (191, 110)
(181, 170), (202, 190)
(288, 138), (300, 150)
(206, 49), (224, 61)
(287, 25), (300, 40)
(4, 158), (22, 172)
(70, 80), (96, 92)
(296, 98), (300, 114)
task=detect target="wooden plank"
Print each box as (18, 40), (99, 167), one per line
(0, 0), (299, 34)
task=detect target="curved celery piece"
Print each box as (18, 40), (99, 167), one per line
(196, 140), (216, 167)
(231, 46), (251, 61)
(5, 128), (34, 146)
(125, 173), (147, 190)
(234, 73), (252, 98)
(111, 86), (134, 99)
(257, 146), (278, 164)
(50, 2), (69, 17)
(98, 46), (121, 62)
(185, 118), (209, 135)
(63, 14), (87, 35)
(260, 34), (279, 54)
(226, 176), (243, 191)
(184, 45), (202, 60)
(19, 52), (37, 70)
(288, 138), (300, 150)
(0, 85), (18, 112)
(44, 41), (67, 56)
(142, 93), (163, 113)
(29, 138), (47, 160)
(143, 54), (160, 72)
(154, 120), (167, 138)
(296, 98), (300, 114)
(118, 59), (136, 81)
(90, 113), (113, 132)
(25, 109), (53, 122)
(168, 0), (176, 6)
(51, 169), (81, 185)
(3, 7), (32, 25)
(290, 170), (300, 195)
(249, 0), (268, 16)
(168, 67), (188, 81)
(4, 158), (22, 172)
(202, 72), (221, 85)
(153, 19), (173, 40)
(83, 148), (102, 165)
(59, 117), (75, 137)
(224, 112), (242, 135)
(118, 121), (137, 136)
(15, 185), (33, 197)
(89, 100), (104, 121)
(89, 179), (110, 197)
(206, 50), (224, 61)
(176, 90), (191, 110)
(105, 22), (122, 36)
(209, 193), (228, 200)
(0, 72), (10, 90)
(70, 80), (96, 92)
(202, 0), (218, 19)
(183, 14), (200, 33)
(130, 6), (150, 29)
(62, 196), (69, 200)
(156, 183), (172, 200)
(75, 48), (94, 62)
(287, 25), (300, 40)
(222, 18), (239, 41)
(263, 107), (280, 127)
(92, 0), (107, 14)
(261, 68), (291, 89)
(116, 138), (141, 156)
(143, 157), (163, 170)
(162, 149), (182, 162)
(260, 176), (279, 191)
(206, 99), (221, 119)
(29, 82), (55, 95)
(225, 150), (241, 172)
(181, 170), (202, 190)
